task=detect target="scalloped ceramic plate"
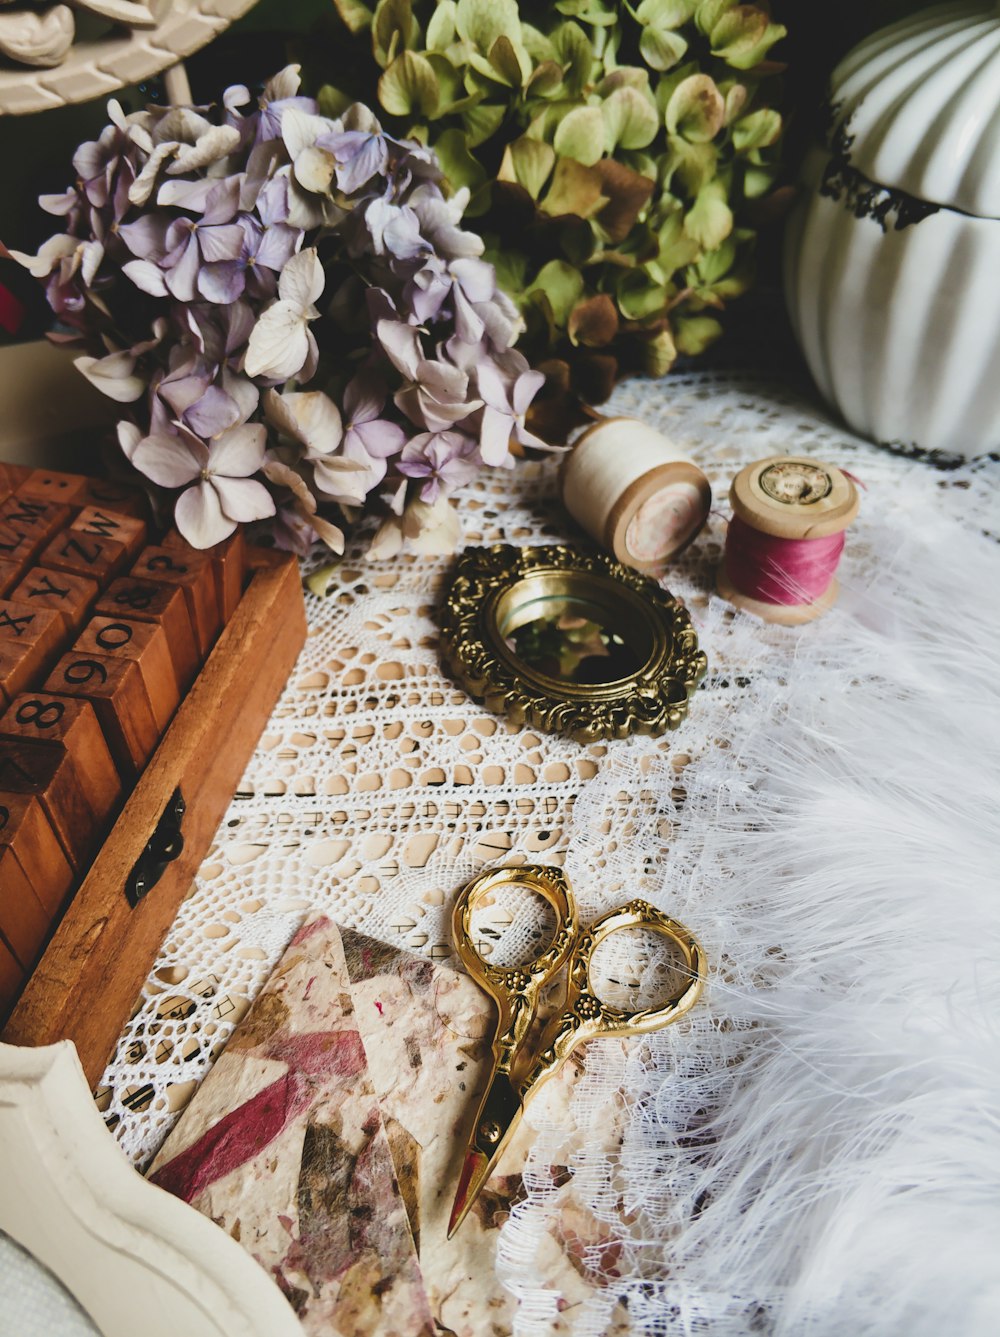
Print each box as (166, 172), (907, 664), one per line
(0, 0), (258, 116)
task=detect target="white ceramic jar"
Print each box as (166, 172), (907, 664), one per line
(784, 1), (1000, 461)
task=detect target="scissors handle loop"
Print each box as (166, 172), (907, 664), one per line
(520, 898), (704, 1099)
(452, 864), (579, 1076)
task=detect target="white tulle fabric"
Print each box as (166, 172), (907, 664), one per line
(98, 357), (1000, 1337)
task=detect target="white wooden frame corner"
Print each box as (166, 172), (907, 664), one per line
(0, 1040), (301, 1337)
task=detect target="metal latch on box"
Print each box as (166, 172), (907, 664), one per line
(125, 788), (186, 908)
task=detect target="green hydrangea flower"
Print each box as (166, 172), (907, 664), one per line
(317, 0), (786, 419)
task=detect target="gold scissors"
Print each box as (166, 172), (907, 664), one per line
(448, 863), (704, 1237)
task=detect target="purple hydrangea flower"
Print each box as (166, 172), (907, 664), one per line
(120, 179), (243, 302)
(133, 420), (275, 547)
(397, 430), (480, 502)
(340, 372), (408, 489)
(356, 197), (426, 261)
(408, 255), (498, 343)
(319, 127), (390, 195)
(476, 361), (549, 465)
(244, 247), (323, 381)
(199, 214), (300, 303)
(10, 63), (548, 555)
(263, 388), (368, 504)
(256, 65), (317, 143)
(377, 319), (482, 432)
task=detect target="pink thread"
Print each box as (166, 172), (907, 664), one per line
(724, 515), (845, 606)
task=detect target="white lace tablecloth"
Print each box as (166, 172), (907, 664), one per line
(92, 356), (998, 1337)
(0, 1232), (99, 1337)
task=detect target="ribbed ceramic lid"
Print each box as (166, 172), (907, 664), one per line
(828, 1), (1000, 219)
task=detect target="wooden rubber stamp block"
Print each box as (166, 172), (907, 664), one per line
(0, 737), (62, 793)
(16, 469), (90, 507)
(8, 567), (100, 635)
(0, 736), (100, 870)
(216, 531), (247, 622)
(76, 478), (149, 520)
(0, 693), (121, 828)
(71, 507), (147, 563)
(0, 601), (65, 704)
(95, 579), (199, 690)
(0, 525), (45, 573)
(0, 560), (19, 598)
(1, 641), (45, 706)
(39, 531), (130, 586)
(0, 599), (64, 655)
(164, 530), (246, 623)
(74, 616), (179, 732)
(44, 652), (159, 777)
(0, 933), (22, 1014)
(0, 792), (74, 914)
(0, 464), (32, 496)
(0, 845), (49, 969)
(130, 546), (220, 658)
(0, 496), (73, 549)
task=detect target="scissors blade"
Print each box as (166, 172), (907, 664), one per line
(447, 1070), (523, 1239)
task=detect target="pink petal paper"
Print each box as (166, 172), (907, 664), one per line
(153, 919), (617, 1336)
(150, 1070), (311, 1204)
(149, 917), (435, 1337)
(339, 926), (610, 1337)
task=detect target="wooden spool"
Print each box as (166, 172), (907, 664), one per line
(717, 455), (860, 625)
(560, 418), (711, 574)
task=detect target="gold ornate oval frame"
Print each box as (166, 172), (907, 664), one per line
(438, 544), (707, 743)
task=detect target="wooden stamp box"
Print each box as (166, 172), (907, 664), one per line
(0, 459), (306, 1087)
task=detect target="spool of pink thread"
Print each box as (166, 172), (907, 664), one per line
(718, 456), (860, 624)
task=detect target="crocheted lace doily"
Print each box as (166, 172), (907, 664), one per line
(94, 356), (997, 1333)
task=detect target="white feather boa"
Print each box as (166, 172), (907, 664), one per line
(500, 464), (1000, 1335)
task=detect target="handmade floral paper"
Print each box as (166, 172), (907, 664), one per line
(148, 917), (434, 1336)
(338, 926), (618, 1336)
(152, 917), (625, 1335)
